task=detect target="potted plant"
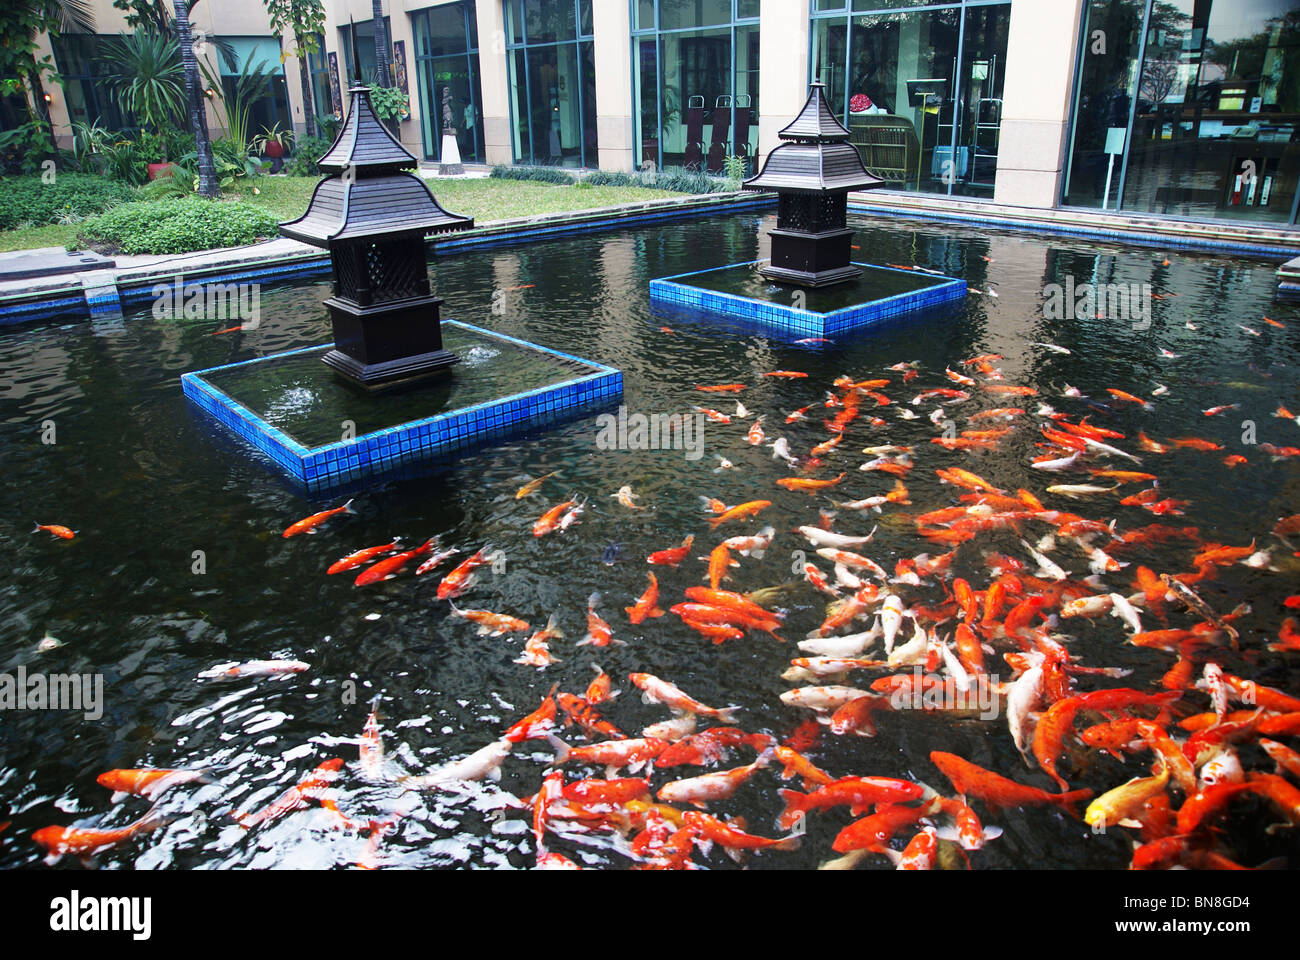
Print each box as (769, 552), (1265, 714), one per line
(253, 123), (294, 172)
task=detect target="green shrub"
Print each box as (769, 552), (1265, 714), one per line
(75, 196), (280, 254)
(581, 170), (634, 188)
(490, 164), (576, 185)
(137, 174), (191, 200)
(0, 173), (137, 231)
(283, 135), (333, 178)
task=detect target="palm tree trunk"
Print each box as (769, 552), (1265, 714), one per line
(297, 42), (316, 138)
(173, 0), (220, 197)
(371, 0), (391, 88)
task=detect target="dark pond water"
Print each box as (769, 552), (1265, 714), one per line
(1, 209), (1297, 870)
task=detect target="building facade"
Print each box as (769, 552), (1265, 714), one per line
(19, 0), (1300, 228)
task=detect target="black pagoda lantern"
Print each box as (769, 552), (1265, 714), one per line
(743, 82), (884, 287)
(280, 84), (473, 392)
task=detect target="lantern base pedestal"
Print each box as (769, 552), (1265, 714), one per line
(759, 263), (862, 288)
(322, 347), (460, 394)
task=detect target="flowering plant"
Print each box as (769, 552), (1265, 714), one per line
(849, 93), (873, 113)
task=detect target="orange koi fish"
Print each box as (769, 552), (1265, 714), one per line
(647, 534), (695, 566)
(328, 540), (401, 575)
(776, 473), (845, 493)
(32, 523), (75, 540)
(930, 752), (1091, 816)
(626, 572), (666, 624)
(33, 807), (170, 864)
(282, 500), (355, 538)
(695, 383), (747, 392)
(96, 768), (209, 802)
(355, 538), (436, 586)
(707, 500), (771, 528)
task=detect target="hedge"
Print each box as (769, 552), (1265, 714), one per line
(76, 196), (281, 255)
(0, 173), (137, 231)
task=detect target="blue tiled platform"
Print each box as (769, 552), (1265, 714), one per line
(649, 260), (966, 339)
(181, 319), (622, 493)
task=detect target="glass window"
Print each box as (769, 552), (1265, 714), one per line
(54, 35), (132, 131)
(217, 36), (292, 135)
(1066, 0), (1300, 224)
(412, 4), (482, 163)
(580, 0), (594, 37)
(636, 0), (656, 31)
(340, 19), (391, 86)
(505, 5), (598, 167)
(636, 2), (762, 172)
(1063, 0), (1146, 209)
(817, 3), (1009, 196)
(527, 1), (577, 44)
(659, 0), (734, 31)
(414, 5), (469, 57)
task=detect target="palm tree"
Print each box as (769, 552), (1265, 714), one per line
(371, 0), (391, 88)
(172, 0), (220, 196)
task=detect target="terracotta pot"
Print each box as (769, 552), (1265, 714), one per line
(263, 141), (285, 159)
(146, 162), (174, 181)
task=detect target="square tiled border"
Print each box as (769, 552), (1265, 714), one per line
(649, 259), (966, 339)
(181, 318), (622, 494)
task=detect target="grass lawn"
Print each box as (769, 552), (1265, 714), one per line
(0, 175), (693, 256)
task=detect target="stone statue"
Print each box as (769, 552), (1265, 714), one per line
(442, 87), (455, 134)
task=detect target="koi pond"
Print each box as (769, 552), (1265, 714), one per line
(1, 209), (1298, 870)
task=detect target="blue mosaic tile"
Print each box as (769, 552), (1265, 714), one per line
(181, 319), (622, 494)
(649, 259), (966, 340)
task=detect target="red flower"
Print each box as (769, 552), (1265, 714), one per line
(849, 93), (872, 112)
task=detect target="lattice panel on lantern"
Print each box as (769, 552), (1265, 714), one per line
(333, 244), (365, 302)
(363, 240), (428, 303)
(819, 193), (846, 230)
(778, 194), (817, 233)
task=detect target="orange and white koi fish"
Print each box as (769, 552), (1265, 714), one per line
(282, 499), (355, 538)
(515, 470), (560, 499)
(765, 370), (808, 378)
(198, 659), (309, 680)
(683, 810), (804, 851)
(514, 615), (565, 667)
(437, 547), (492, 599)
(612, 485), (645, 510)
(534, 497), (584, 536)
(447, 601), (530, 637)
(232, 758), (345, 828)
(578, 592), (623, 647)
(1106, 388), (1153, 411)
(722, 525), (775, 558)
(647, 534), (695, 566)
(626, 573), (666, 625)
(747, 417), (766, 445)
(657, 751), (772, 807)
(693, 405), (732, 424)
(96, 768), (209, 802)
(629, 673), (739, 721)
(33, 806), (170, 864)
(32, 523), (75, 540)
(695, 383), (747, 392)
(328, 540), (401, 575)
(548, 735), (669, 777)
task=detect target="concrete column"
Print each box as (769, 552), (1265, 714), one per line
(386, 2), (421, 155)
(475, 0), (513, 165)
(993, 0), (1085, 208)
(593, 0), (634, 172)
(757, 0), (811, 167)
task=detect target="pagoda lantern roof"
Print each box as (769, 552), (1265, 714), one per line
(279, 85), (473, 248)
(744, 81), (884, 194)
